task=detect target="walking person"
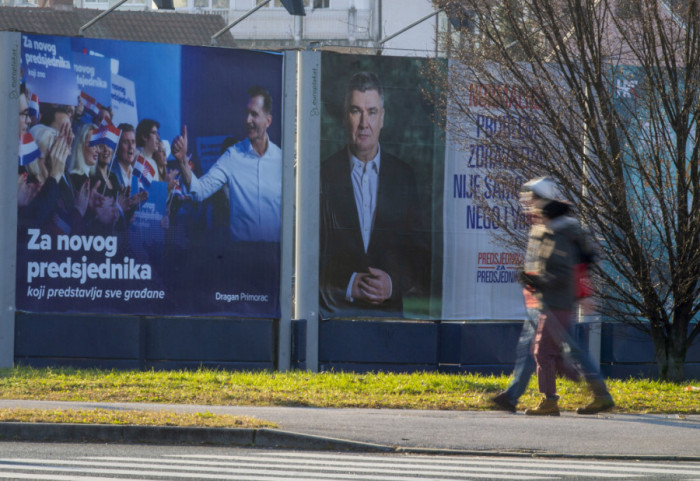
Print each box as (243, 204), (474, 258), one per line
(491, 184), (580, 412)
(513, 177), (614, 416)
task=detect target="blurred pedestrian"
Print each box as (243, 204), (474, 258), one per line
(491, 182), (580, 413)
(516, 177), (614, 416)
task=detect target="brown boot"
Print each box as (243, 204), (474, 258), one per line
(525, 397), (560, 416)
(576, 395), (614, 415)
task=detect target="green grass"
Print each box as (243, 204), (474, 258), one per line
(0, 366), (698, 415)
(0, 408), (276, 428)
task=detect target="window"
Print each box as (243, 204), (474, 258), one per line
(261, 0), (329, 8)
(272, 0), (308, 6)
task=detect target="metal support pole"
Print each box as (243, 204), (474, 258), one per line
(211, 0), (271, 46)
(579, 83), (602, 367)
(0, 33), (21, 368)
(373, 0), (382, 45)
(293, 15), (303, 44)
(277, 51), (298, 372)
(294, 50), (321, 372)
(78, 0), (129, 37)
(378, 9), (443, 48)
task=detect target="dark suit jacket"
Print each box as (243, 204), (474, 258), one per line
(110, 162), (131, 191)
(319, 147), (428, 318)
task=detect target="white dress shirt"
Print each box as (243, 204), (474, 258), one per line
(346, 146), (391, 301)
(187, 136), (282, 242)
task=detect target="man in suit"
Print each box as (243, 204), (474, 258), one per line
(112, 123), (136, 190)
(111, 123), (147, 223)
(320, 71), (427, 318)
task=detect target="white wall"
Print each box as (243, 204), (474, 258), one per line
(380, 0), (439, 57)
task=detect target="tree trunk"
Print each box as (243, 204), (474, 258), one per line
(666, 352), (686, 382)
(651, 334), (686, 382)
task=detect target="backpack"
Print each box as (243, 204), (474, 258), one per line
(574, 262), (594, 299)
(573, 225), (598, 299)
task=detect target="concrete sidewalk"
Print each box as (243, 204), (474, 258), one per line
(0, 400), (698, 460)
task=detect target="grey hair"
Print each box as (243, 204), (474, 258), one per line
(344, 71), (384, 112)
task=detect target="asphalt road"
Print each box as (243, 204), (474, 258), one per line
(0, 442), (699, 480)
(0, 400), (698, 459)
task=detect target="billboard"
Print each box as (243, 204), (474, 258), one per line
(318, 53), (443, 320)
(441, 63), (534, 320)
(318, 53), (529, 321)
(15, 34), (284, 318)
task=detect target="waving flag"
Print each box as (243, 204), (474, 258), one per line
(97, 117), (112, 129)
(80, 91), (99, 122)
(27, 93), (40, 119)
(133, 153), (155, 189)
(88, 118), (111, 146)
(19, 132), (41, 167)
(89, 121), (121, 151)
(171, 182), (190, 200)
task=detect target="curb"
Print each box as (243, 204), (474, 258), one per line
(393, 446), (700, 462)
(0, 422), (393, 452)
(1, 422), (699, 462)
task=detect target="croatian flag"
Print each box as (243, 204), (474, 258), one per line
(133, 154), (155, 189)
(172, 184), (183, 198)
(27, 93), (40, 118)
(19, 132), (41, 167)
(97, 117), (112, 129)
(89, 121), (121, 151)
(80, 91), (99, 121)
(171, 183), (190, 200)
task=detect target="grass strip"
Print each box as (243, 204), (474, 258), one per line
(0, 408), (276, 428)
(0, 367), (697, 414)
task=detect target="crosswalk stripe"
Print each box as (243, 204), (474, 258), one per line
(0, 468), (554, 481)
(0, 473), (152, 481)
(0, 458), (556, 481)
(2, 457), (620, 479)
(174, 451), (700, 469)
(0, 452), (697, 480)
(77, 455), (644, 478)
(164, 453), (700, 476)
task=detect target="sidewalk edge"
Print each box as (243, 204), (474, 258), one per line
(1, 422), (699, 462)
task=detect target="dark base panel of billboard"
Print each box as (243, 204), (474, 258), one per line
(292, 320), (700, 379)
(15, 312), (276, 371)
(320, 320), (440, 366)
(13, 315), (700, 378)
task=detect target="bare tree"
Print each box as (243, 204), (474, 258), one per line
(431, 0), (700, 380)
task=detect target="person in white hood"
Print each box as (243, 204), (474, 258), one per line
(517, 177), (614, 416)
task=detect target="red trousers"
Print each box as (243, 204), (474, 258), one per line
(533, 308), (575, 397)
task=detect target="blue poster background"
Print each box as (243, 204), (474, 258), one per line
(71, 50), (111, 108)
(22, 35), (78, 105)
(68, 36), (182, 143)
(16, 34), (283, 318)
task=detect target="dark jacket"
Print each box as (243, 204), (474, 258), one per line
(319, 147), (428, 318)
(522, 213), (592, 310)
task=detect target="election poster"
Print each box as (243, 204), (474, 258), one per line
(441, 62), (533, 320)
(110, 72), (138, 129)
(318, 53), (444, 320)
(15, 34), (284, 318)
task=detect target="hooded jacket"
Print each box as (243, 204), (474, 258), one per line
(522, 203), (595, 310)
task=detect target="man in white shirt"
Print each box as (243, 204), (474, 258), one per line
(172, 86), (282, 242)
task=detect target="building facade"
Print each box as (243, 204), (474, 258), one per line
(1, 0), (449, 55)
